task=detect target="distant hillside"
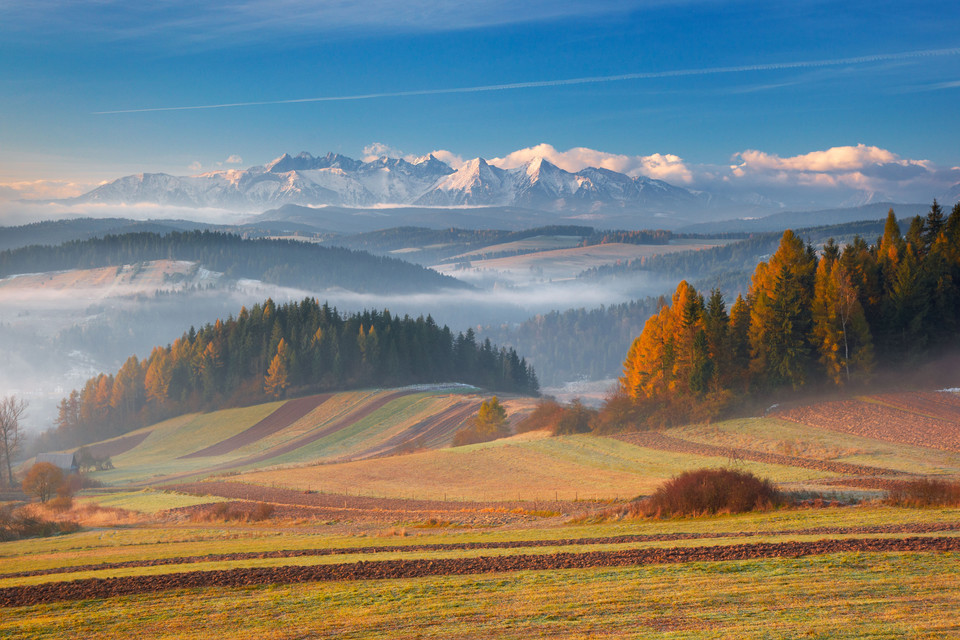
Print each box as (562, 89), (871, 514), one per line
(480, 298), (663, 387)
(44, 298), (539, 449)
(0, 218), (209, 252)
(680, 202), (929, 235)
(0, 230), (466, 294)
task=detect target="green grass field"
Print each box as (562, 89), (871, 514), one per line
(238, 432), (834, 502)
(3, 505), (959, 640)
(8, 387), (959, 638)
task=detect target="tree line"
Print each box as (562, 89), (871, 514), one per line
(614, 201), (960, 427)
(44, 298), (538, 449)
(480, 298), (663, 386)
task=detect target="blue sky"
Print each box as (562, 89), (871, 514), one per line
(1, 0), (959, 207)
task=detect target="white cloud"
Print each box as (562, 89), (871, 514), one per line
(425, 149), (466, 169)
(225, 154), (243, 164)
(715, 143), (958, 207)
(3, 1), (641, 48)
(0, 179), (93, 202)
(731, 144), (917, 174)
(188, 161), (203, 172)
(362, 142), (404, 162)
(0, 200), (251, 226)
(729, 144), (935, 190)
(489, 143), (693, 183)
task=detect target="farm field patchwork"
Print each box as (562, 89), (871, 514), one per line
(234, 432), (835, 503)
(86, 387), (498, 486)
(9, 388), (960, 637)
(1, 506), (959, 638)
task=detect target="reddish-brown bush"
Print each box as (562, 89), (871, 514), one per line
(191, 501), (277, 523)
(885, 479), (960, 507)
(638, 468), (783, 518)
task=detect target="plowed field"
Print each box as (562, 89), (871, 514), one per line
(6, 521), (957, 581)
(2, 536), (957, 607)
(777, 392), (960, 453)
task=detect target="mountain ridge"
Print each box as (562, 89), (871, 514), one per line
(63, 151), (749, 222)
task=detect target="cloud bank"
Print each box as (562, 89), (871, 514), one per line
(724, 143), (957, 205)
(489, 143), (693, 183)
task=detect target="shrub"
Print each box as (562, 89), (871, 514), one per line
(0, 503), (80, 541)
(640, 468), (783, 518)
(515, 397), (564, 433)
(22, 463), (65, 503)
(192, 501), (276, 522)
(47, 495), (74, 512)
(514, 397), (596, 436)
(552, 398), (594, 435)
(885, 479), (960, 507)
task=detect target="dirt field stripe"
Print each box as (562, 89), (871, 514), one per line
(180, 394), (332, 459)
(2, 537), (958, 606)
(351, 400), (480, 460)
(84, 431), (151, 459)
(5, 522), (958, 580)
(145, 390), (418, 486)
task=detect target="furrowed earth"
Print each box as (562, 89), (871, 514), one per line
(3, 386), (960, 638)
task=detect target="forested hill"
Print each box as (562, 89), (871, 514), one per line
(0, 231), (467, 293)
(480, 298), (663, 386)
(48, 298), (539, 448)
(617, 202), (960, 427)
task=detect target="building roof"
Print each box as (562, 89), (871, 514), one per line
(35, 452), (78, 470)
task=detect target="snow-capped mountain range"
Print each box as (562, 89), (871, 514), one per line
(66, 151), (716, 216)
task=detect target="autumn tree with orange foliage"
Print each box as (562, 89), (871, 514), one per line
(613, 201), (960, 431)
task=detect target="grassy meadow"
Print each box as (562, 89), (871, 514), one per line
(5, 388), (960, 638)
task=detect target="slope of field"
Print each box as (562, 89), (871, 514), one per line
(235, 432), (834, 502)
(671, 417), (960, 477)
(83, 387), (517, 486)
(776, 391), (960, 453)
(432, 241), (726, 284)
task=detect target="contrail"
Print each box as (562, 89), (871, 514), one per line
(93, 46), (960, 115)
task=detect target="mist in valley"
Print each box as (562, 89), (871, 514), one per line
(0, 257), (678, 435)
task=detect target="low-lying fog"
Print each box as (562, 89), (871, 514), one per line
(0, 260), (675, 434)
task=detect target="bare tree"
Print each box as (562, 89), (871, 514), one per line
(0, 396), (27, 487)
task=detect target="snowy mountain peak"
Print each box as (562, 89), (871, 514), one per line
(64, 150), (725, 218)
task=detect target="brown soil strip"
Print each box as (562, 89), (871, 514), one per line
(223, 389), (417, 468)
(776, 399), (960, 453)
(181, 394), (332, 459)
(2, 536), (957, 606)
(84, 432), (150, 459)
(144, 390), (418, 486)
(4, 522), (957, 581)
(351, 400), (480, 460)
(615, 431), (908, 476)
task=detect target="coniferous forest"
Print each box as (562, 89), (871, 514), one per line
(48, 298), (538, 448)
(614, 202), (960, 428)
